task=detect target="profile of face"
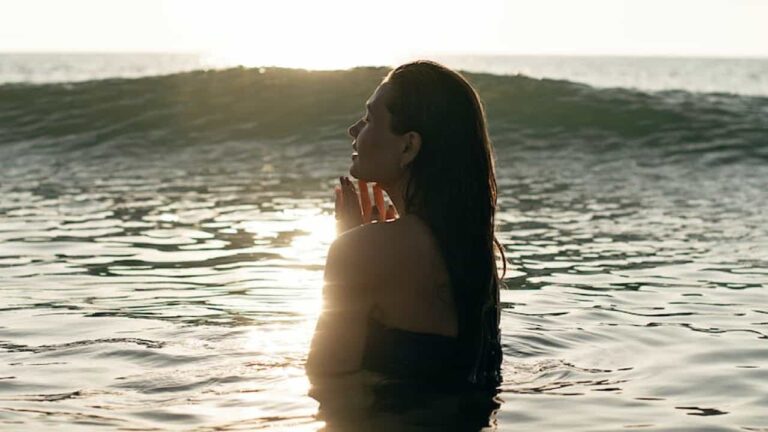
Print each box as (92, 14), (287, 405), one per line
(347, 83), (419, 187)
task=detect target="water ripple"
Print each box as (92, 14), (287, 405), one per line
(0, 138), (766, 430)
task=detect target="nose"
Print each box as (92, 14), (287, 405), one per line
(347, 120), (360, 138)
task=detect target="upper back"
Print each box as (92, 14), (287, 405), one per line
(354, 215), (458, 337)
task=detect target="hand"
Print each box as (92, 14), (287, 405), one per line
(335, 177), (362, 233)
(334, 177), (397, 234)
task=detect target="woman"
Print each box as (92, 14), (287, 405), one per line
(306, 60), (505, 390)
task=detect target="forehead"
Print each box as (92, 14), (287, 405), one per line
(366, 83), (391, 112)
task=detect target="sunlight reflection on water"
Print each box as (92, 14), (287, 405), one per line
(0, 137), (766, 431)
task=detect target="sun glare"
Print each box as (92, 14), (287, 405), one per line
(286, 212), (338, 262)
(165, 0), (409, 70)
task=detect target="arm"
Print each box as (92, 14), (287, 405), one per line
(305, 233), (375, 376)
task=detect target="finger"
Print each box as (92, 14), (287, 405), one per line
(341, 181), (357, 212)
(370, 203), (380, 222)
(386, 204), (397, 220)
(334, 186), (343, 219)
(341, 178), (363, 225)
(373, 184), (386, 223)
(358, 179), (372, 223)
(341, 176), (356, 197)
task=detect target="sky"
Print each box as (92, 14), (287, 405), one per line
(1, 0), (767, 65)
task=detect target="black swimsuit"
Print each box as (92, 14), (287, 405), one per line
(360, 310), (502, 390)
(361, 312), (465, 384)
(360, 275), (503, 389)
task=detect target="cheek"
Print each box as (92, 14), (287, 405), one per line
(358, 125), (374, 146)
(358, 128), (398, 165)
(359, 131), (385, 158)
(370, 145), (401, 174)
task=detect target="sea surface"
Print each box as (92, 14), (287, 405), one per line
(0, 54), (767, 431)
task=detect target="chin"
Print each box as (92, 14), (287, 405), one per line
(349, 161), (385, 183)
(349, 162), (369, 181)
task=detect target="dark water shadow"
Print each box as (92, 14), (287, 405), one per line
(309, 372), (501, 431)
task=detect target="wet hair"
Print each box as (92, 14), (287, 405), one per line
(382, 60), (505, 387)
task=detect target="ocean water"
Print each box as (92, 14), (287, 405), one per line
(0, 54), (767, 431)
(3, 53), (768, 96)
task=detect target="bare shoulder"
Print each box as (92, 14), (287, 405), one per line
(333, 216), (425, 258)
(326, 216), (439, 289)
(327, 220), (400, 273)
(324, 221), (392, 289)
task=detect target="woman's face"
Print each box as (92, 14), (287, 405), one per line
(347, 83), (406, 185)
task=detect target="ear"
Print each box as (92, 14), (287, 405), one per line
(400, 131), (422, 168)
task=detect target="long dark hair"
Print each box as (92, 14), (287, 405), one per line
(383, 61), (506, 387)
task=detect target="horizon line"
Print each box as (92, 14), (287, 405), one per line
(1, 50), (767, 61)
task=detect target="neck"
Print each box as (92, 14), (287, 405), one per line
(379, 172), (411, 218)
